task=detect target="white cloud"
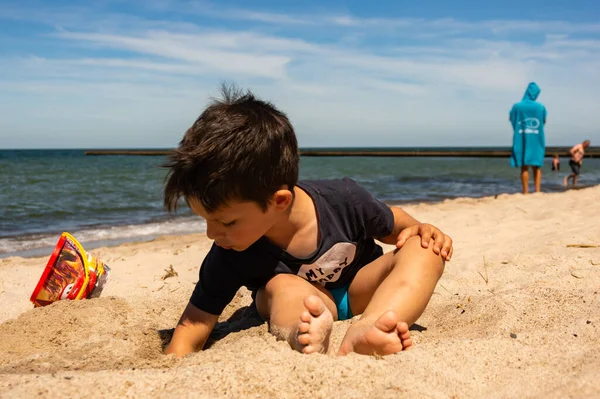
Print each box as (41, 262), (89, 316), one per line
(53, 30), (292, 79)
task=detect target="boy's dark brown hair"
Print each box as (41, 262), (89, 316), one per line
(163, 83), (299, 214)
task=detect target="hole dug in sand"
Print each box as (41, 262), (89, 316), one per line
(0, 297), (176, 374)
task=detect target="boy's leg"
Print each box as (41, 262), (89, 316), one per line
(338, 236), (444, 356)
(520, 166), (529, 194)
(255, 274), (337, 354)
(533, 166), (541, 192)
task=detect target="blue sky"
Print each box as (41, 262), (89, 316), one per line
(1, 0), (599, 148)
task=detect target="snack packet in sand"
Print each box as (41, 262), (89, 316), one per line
(30, 232), (111, 307)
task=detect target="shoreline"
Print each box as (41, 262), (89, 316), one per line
(2, 185), (599, 260)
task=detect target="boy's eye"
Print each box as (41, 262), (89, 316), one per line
(222, 221), (236, 228)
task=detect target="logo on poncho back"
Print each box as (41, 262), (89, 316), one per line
(518, 118), (540, 134)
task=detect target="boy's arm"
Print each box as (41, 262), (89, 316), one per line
(377, 206), (453, 261)
(164, 302), (219, 357)
(378, 207), (420, 242)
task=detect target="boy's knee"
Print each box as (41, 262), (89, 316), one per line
(394, 236), (445, 273)
(255, 274), (311, 319)
(262, 273), (303, 295)
(400, 235), (434, 252)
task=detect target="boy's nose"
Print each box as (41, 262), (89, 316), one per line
(206, 222), (225, 240)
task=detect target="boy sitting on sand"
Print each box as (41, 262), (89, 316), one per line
(163, 85), (453, 357)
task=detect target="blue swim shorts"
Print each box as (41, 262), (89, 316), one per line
(329, 285), (353, 321)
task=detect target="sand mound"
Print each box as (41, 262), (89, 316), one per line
(0, 297), (175, 373)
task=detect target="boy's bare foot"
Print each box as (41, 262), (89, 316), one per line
(337, 311), (412, 356)
(295, 295), (333, 354)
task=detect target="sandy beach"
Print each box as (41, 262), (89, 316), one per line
(1, 186), (599, 398)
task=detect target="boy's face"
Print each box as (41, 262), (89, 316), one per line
(188, 193), (289, 251)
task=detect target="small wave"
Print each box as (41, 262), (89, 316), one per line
(0, 217), (207, 258)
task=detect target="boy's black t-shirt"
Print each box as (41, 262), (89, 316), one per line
(189, 178), (395, 315)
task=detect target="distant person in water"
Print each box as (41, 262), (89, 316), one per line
(551, 154), (560, 171)
(564, 140), (591, 186)
(510, 82), (547, 194)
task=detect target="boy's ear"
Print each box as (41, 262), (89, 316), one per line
(272, 189), (293, 210)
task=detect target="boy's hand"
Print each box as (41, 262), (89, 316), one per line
(165, 302), (219, 357)
(396, 223), (453, 261)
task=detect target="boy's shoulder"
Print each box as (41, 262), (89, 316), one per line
(298, 177), (364, 196)
(299, 177), (394, 240)
(298, 177), (383, 214)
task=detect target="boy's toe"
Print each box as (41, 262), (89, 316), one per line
(374, 311), (400, 333)
(303, 295), (326, 317)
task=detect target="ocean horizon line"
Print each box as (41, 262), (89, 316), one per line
(3, 147), (599, 158)
(0, 145), (594, 151)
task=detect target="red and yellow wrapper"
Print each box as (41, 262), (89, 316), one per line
(30, 232), (111, 307)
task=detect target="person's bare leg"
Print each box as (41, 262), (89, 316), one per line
(521, 166), (529, 194)
(563, 175), (570, 186)
(573, 174), (579, 185)
(533, 166), (541, 192)
(337, 236), (444, 356)
(255, 274), (336, 354)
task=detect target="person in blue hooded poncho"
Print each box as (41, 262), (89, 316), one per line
(510, 82), (547, 194)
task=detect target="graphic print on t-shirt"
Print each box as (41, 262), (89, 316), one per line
(297, 242), (357, 285)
